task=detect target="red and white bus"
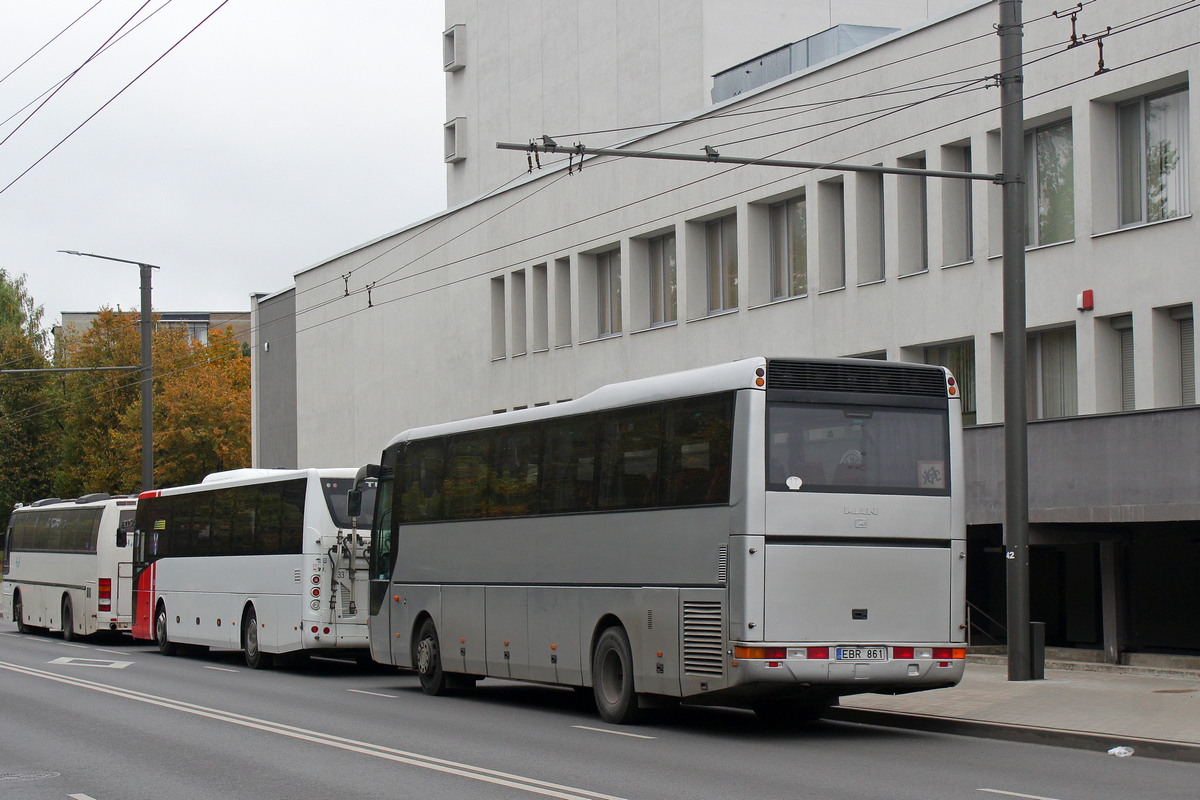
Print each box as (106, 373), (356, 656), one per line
(132, 468), (374, 668)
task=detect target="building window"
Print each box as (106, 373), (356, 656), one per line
(942, 144), (973, 265)
(443, 24), (465, 72)
(1026, 119), (1074, 246)
(1171, 305), (1195, 405)
(1027, 327), (1078, 419)
(925, 340), (976, 425)
(856, 171), (885, 284)
(898, 154), (928, 275)
(490, 276), (505, 359)
(596, 249), (621, 336)
(769, 195), (807, 300)
(1111, 315), (1135, 411)
(648, 233), (677, 325)
(1119, 87), (1189, 226)
(706, 215), (738, 313)
(818, 179), (846, 290)
(444, 117), (465, 163)
(510, 269), (527, 356)
(554, 257), (571, 346)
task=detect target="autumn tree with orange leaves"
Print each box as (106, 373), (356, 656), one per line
(55, 309), (250, 496)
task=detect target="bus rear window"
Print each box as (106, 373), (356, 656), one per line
(766, 402), (950, 496)
(322, 478), (376, 529)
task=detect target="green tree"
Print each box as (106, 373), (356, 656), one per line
(0, 271), (59, 526)
(56, 310), (251, 495)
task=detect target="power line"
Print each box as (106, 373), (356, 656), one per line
(0, 0), (105, 89)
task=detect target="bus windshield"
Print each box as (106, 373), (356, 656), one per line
(766, 401), (950, 496)
(321, 477), (376, 529)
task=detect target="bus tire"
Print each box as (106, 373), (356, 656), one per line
(61, 596), (75, 642)
(592, 626), (642, 724)
(243, 606), (273, 670)
(155, 605), (176, 656)
(13, 592), (28, 634)
(415, 618), (449, 695)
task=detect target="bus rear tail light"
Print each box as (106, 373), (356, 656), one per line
(893, 647), (914, 659)
(806, 647), (829, 660)
(99, 578), (112, 612)
(932, 648), (966, 659)
(733, 646), (788, 660)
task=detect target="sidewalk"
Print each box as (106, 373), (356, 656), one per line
(828, 658), (1200, 762)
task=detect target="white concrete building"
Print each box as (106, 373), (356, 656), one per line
(254, 0), (1199, 660)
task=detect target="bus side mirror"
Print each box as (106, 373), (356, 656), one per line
(346, 489), (363, 518)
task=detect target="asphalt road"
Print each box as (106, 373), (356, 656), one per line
(0, 622), (1196, 800)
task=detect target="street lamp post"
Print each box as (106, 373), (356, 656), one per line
(59, 250), (163, 493)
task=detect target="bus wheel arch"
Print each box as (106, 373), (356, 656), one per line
(61, 594), (76, 641)
(154, 600), (176, 657)
(241, 602), (273, 670)
(591, 621), (642, 725)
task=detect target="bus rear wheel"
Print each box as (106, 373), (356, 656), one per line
(13, 593), (27, 634)
(61, 597), (75, 642)
(592, 626), (641, 724)
(415, 618), (449, 695)
(243, 606), (273, 670)
(155, 605), (176, 656)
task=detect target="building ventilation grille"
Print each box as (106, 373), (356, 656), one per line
(767, 360), (945, 397)
(682, 601), (725, 676)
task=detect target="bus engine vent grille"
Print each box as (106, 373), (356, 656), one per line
(767, 360), (945, 397)
(682, 601), (725, 677)
(717, 546), (728, 584)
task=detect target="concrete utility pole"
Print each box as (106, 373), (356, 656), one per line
(999, 0), (1032, 681)
(59, 251), (162, 493)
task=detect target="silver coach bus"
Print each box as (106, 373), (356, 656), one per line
(360, 357), (966, 724)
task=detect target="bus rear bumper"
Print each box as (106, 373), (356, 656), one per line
(724, 647), (966, 692)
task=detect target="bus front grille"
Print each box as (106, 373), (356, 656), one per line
(682, 601), (725, 677)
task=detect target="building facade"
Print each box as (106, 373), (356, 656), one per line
(253, 0), (1199, 659)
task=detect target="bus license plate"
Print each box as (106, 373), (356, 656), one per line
(836, 647), (887, 661)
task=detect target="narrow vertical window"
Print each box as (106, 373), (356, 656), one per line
(706, 215), (738, 313)
(941, 144), (974, 265)
(818, 179), (846, 290)
(510, 270), (527, 356)
(648, 233), (677, 325)
(898, 154), (928, 275)
(1180, 312), (1195, 405)
(596, 249), (621, 336)
(530, 264), (549, 351)
(554, 257), (571, 346)
(856, 172), (885, 283)
(1111, 315), (1135, 411)
(490, 276), (505, 359)
(1025, 119), (1074, 246)
(769, 195), (807, 299)
(1026, 327), (1078, 419)
(925, 340), (976, 425)
(1119, 87), (1189, 226)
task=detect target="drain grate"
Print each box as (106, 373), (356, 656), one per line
(0, 771), (60, 782)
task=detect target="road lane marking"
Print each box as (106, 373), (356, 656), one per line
(348, 689), (398, 698)
(92, 648), (128, 655)
(978, 790), (1061, 800)
(60, 643), (89, 649)
(203, 665), (239, 672)
(48, 657), (132, 669)
(572, 725), (656, 740)
(69, 794), (98, 799)
(0, 660), (631, 800)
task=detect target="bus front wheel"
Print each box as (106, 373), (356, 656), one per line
(61, 597), (75, 642)
(243, 606), (273, 670)
(592, 626), (641, 724)
(155, 605), (176, 656)
(13, 593), (27, 634)
(415, 618), (449, 695)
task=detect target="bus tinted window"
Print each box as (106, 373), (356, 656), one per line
(399, 439), (446, 522)
(489, 424), (541, 517)
(444, 433), (491, 519)
(321, 477), (376, 529)
(661, 394), (734, 506)
(767, 402), (950, 496)
(139, 479), (307, 557)
(540, 415), (598, 514)
(598, 405), (661, 510)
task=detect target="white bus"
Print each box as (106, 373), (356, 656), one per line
(2, 494), (137, 639)
(132, 468), (374, 668)
(362, 356), (967, 723)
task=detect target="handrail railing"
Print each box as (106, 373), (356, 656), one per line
(966, 600), (1007, 646)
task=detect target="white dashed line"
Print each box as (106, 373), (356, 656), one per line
(977, 789), (1061, 800)
(572, 725), (656, 740)
(203, 665), (239, 673)
(348, 689), (399, 698)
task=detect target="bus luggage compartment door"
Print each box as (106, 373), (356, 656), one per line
(116, 561), (133, 618)
(763, 541), (951, 643)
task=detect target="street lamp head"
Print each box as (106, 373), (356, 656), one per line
(58, 250), (83, 256)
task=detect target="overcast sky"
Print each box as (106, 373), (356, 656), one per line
(0, 0), (446, 330)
